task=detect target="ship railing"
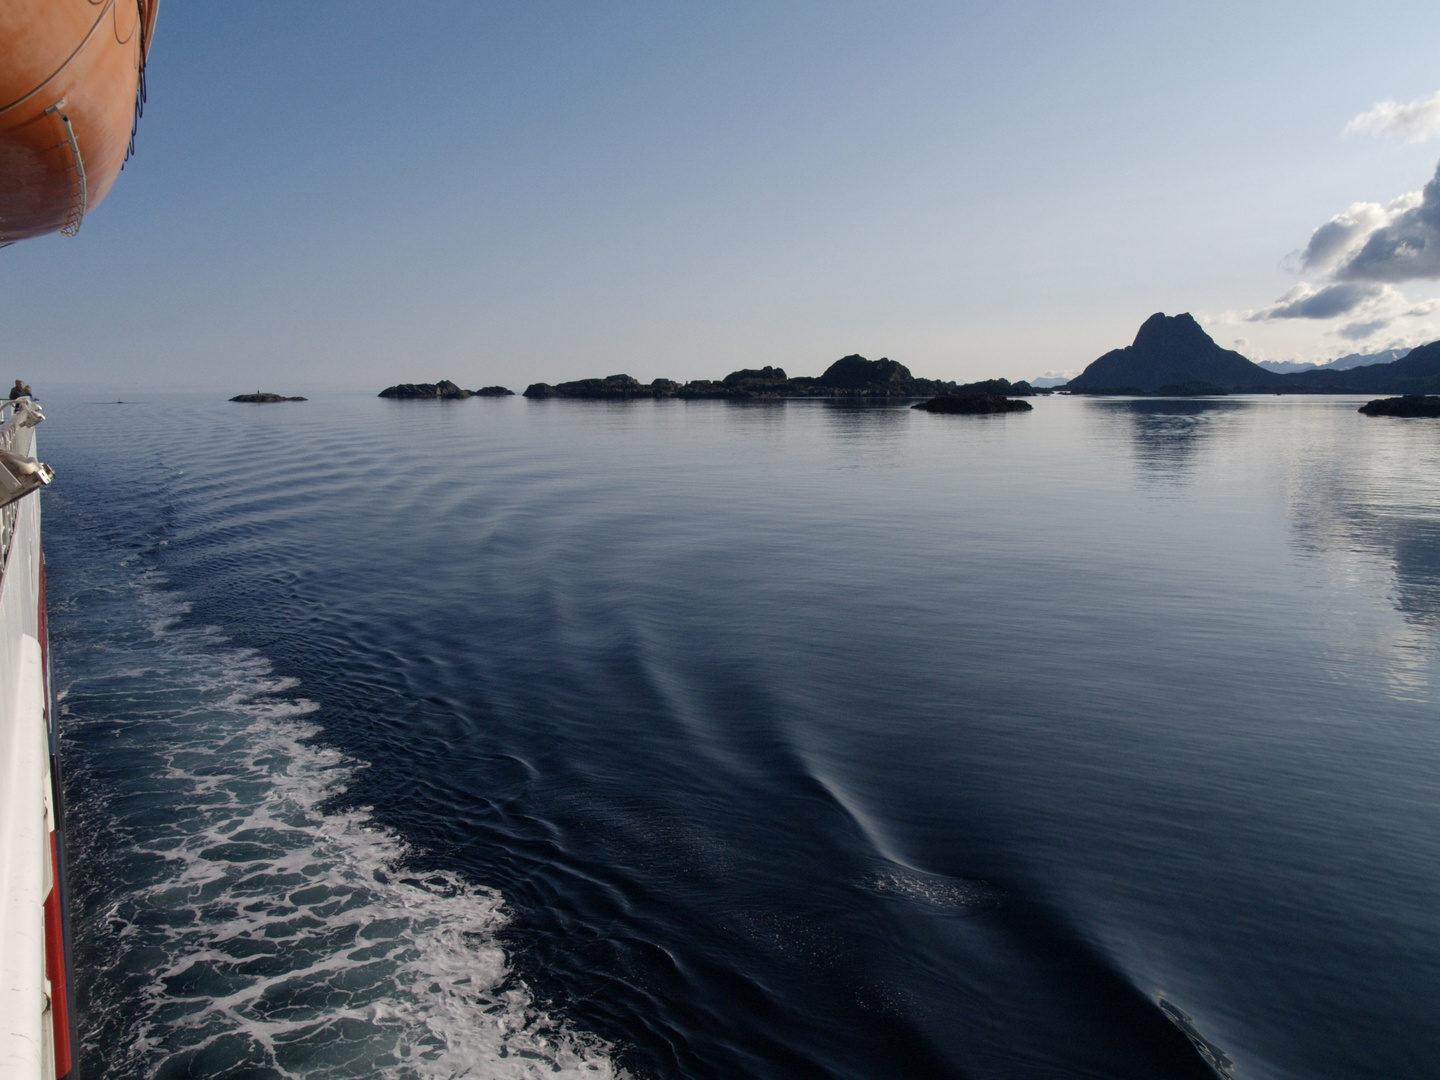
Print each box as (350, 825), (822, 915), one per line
(0, 396), (51, 572)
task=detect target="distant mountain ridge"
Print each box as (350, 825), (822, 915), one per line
(1279, 339), (1440, 394)
(1067, 314), (1440, 395)
(1258, 349), (1410, 375)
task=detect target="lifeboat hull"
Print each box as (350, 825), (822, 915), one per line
(0, 0), (157, 243)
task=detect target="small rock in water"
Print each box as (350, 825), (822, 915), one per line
(912, 393), (1032, 414)
(229, 392), (307, 403)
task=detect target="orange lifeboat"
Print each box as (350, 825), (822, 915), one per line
(0, 0), (158, 245)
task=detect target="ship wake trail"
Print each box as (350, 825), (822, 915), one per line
(59, 570), (623, 1080)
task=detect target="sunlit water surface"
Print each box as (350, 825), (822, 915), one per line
(40, 392), (1440, 1079)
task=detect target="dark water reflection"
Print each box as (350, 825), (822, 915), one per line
(819, 399), (910, 438)
(1087, 397), (1253, 485)
(1392, 519), (1440, 627)
(1278, 403), (1440, 631)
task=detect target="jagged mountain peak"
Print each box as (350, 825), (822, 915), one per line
(1133, 312), (1208, 350)
(1067, 313), (1273, 393)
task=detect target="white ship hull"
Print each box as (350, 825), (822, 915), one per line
(0, 401), (75, 1080)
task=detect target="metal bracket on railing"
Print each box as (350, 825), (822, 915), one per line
(0, 452), (54, 509)
(0, 398), (53, 508)
(0, 398), (46, 439)
(44, 100), (88, 236)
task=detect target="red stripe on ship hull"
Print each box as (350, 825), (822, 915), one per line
(44, 832), (72, 1077)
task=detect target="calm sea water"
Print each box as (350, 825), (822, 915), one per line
(39, 392), (1440, 1079)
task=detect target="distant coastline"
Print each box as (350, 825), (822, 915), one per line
(380, 356), (1040, 403)
(373, 316), (1440, 405)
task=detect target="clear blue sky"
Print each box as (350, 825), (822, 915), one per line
(7, 1), (1440, 393)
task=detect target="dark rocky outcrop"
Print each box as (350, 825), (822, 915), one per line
(1067, 314), (1277, 395)
(229, 393), (307, 403)
(516, 355), (1014, 401)
(660, 366), (795, 400)
(912, 393), (1033, 414)
(379, 380), (472, 399)
(474, 386), (514, 396)
(644, 356), (951, 399)
(523, 374), (663, 399)
(673, 380), (735, 400)
(817, 355), (916, 391)
(723, 366), (788, 386)
(1358, 394), (1440, 417)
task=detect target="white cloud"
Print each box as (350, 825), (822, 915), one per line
(1249, 281), (1388, 321)
(1298, 195), (1419, 272)
(1345, 91), (1440, 143)
(1335, 162), (1440, 282)
(1258, 159), (1440, 331)
(1248, 152), (1440, 358)
(1337, 318), (1390, 340)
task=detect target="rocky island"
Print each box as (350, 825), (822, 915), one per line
(230, 393), (307, 403)
(520, 356), (1037, 401)
(377, 381), (515, 398)
(913, 393), (1033, 414)
(377, 358), (1041, 403)
(1358, 395), (1440, 417)
(379, 380), (474, 399)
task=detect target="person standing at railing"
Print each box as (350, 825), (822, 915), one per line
(8, 379), (31, 400)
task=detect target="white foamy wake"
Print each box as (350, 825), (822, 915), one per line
(65, 576), (627, 1079)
